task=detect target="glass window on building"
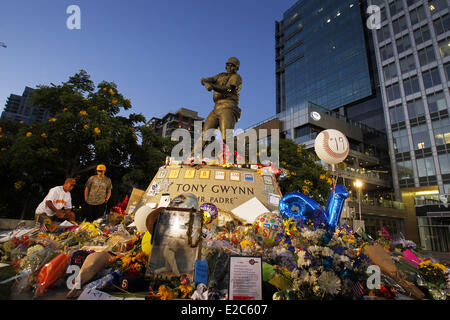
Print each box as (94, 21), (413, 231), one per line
(396, 34), (412, 54)
(445, 183), (450, 194)
(428, 91), (448, 112)
(432, 117), (450, 145)
(412, 124), (432, 150)
(383, 62), (398, 80)
(389, 103), (405, 123)
(386, 83), (401, 101)
(433, 14), (450, 35)
(418, 216), (450, 252)
(397, 160), (414, 180)
(413, 24), (431, 45)
(417, 157), (436, 176)
(399, 54), (416, 73)
(392, 128), (410, 153)
(410, 5), (427, 25)
(418, 45), (437, 66)
(403, 76), (421, 95)
(393, 15), (408, 34)
(445, 62), (450, 81)
(380, 43), (394, 60)
(439, 153), (450, 174)
(438, 37), (450, 58)
(389, 0), (403, 16)
(422, 68), (442, 89)
(377, 24), (391, 42)
(407, 98), (425, 118)
(406, 0), (420, 7)
(428, 0), (449, 14)
(372, 0), (385, 6)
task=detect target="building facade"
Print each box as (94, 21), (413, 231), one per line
(147, 107), (204, 145)
(1, 87), (51, 125)
(369, 0), (450, 251)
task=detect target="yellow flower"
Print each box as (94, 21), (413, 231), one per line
(26, 132), (32, 137)
(320, 174), (326, 180)
(41, 133), (48, 138)
(291, 171), (296, 176)
(14, 181), (24, 190)
(83, 124), (89, 130)
(297, 146), (302, 153)
(304, 179), (312, 185)
(109, 88), (115, 96)
(83, 98), (89, 101)
(63, 107), (68, 112)
(19, 121), (25, 124)
(111, 98), (119, 105)
(94, 127), (101, 135)
(48, 117), (57, 122)
(79, 110), (88, 116)
(327, 178), (333, 185)
(50, 148), (58, 152)
(103, 87), (107, 91)
(302, 185), (309, 194)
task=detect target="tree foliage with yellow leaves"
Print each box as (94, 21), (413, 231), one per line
(0, 70), (173, 219)
(278, 138), (333, 206)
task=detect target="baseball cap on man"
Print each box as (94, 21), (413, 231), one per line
(96, 164), (106, 171)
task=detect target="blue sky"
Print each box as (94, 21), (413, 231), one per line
(0, 0), (298, 130)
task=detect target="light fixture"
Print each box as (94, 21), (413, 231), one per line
(327, 18), (331, 23)
(415, 190), (439, 195)
(337, 12), (341, 17)
(429, 5), (436, 11)
(354, 180), (363, 188)
(350, 3), (354, 8)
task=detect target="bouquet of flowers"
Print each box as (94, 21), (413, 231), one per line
(262, 211), (371, 300)
(417, 260), (449, 300)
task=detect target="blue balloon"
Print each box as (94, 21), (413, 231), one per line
(324, 184), (349, 229)
(278, 192), (325, 221)
(279, 184), (349, 230)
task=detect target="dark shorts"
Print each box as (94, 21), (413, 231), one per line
(83, 203), (107, 222)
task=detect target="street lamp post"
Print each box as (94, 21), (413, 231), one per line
(354, 180), (363, 221)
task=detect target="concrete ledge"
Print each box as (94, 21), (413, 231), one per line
(0, 218), (35, 230)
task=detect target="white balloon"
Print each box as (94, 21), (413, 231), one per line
(134, 206), (153, 233)
(314, 129), (349, 165)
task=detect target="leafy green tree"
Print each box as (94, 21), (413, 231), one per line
(278, 138), (333, 206)
(3, 70), (173, 219)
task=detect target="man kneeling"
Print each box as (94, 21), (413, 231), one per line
(35, 178), (77, 229)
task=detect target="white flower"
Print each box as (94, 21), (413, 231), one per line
(322, 247), (334, 257)
(297, 250), (311, 267)
(307, 245), (323, 258)
(317, 271), (341, 296)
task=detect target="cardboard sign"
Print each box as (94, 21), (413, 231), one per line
(125, 188), (145, 215)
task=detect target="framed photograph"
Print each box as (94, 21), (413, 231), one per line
(157, 170), (168, 179)
(244, 173), (254, 182)
(215, 171), (225, 180)
(199, 170), (210, 179)
(184, 169), (196, 179)
(168, 169), (180, 179)
(146, 209), (203, 281)
(230, 172), (240, 182)
(263, 175), (273, 185)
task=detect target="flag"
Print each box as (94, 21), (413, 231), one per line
(39, 222), (48, 233)
(351, 281), (365, 297)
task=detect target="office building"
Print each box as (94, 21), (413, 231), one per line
(1, 87), (51, 125)
(369, 0), (449, 251)
(147, 107), (204, 144)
